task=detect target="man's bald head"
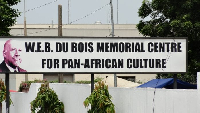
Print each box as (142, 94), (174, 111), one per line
(3, 39), (22, 68)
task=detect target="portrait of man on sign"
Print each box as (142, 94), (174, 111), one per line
(0, 39), (26, 72)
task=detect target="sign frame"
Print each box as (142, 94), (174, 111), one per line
(0, 36), (188, 74)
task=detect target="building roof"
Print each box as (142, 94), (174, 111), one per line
(10, 24), (138, 29)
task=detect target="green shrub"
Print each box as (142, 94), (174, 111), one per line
(30, 83), (64, 113)
(0, 79), (6, 103)
(76, 77), (103, 84)
(84, 81), (115, 113)
(18, 79), (48, 92)
(0, 79), (12, 105)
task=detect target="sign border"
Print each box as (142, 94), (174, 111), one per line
(0, 36), (188, 74)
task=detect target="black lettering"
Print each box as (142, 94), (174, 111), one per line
(68, 59), (73, 68)
(149, 59), (154, 68)
(45, 42), (51, 52)
(78, 42), (84, 52)
(162, 59), (166, 68)
(156, 59), (161, 68)
(165, 42), (170, 52)
(84, 59), (90, 68)
(47, 59), (52, 69)
(154, 43), (158, 52)
(171, 42), (177, 52)
(74, 59), (80, 68)
(54, 59), (59, 68)
(105, 59), (111, 68)
(90, 59), (95, 68)
(110, 43), (118, 52)
(42, 59), (46, 68)
(119, 42), (124, 52)
(62, 59), (67, 68)
(148, 42), (153, 52)
(105, 43), (109, 52)
(95, 59), (101, 68)
(135, 43), (140, 52)
(84, 42), (87, 52)
(118, 59), (123, 68)
(127, 59), (132, 68)
(125, 43), (131, 52)
(159, 43), (165, 52)
(133, 59), (139, 68)
(71, 42), (77, 52)
(56, 42), (62, 52)
(88, 42), (93, 52)
(132, 43), (135, 52)
(177, 42), (182, 52)
(37, 42), (42, 52)
(140, 59), (143, 68)
(141, 43), (145, 52)
(143, 59), (148, 68)
(97, 42), (104, 52)
(112, 59), (117, 68)
(102, 59), (104, 68)
(25, 42), (35, 52)
(62, 42), (68, 52)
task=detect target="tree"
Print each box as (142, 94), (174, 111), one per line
(83, 81), (115, 113)
(0, 79), (12, 112)
(30, 83), (64, 113)
(0, 0), (21, 36)
(137, 0), (200, 83)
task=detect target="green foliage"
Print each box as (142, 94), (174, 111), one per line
(83, 81), (115, 113)
(0, 79), (6, 103)
(0, 79), (12, 104)
(18, 79), (48, 92)
(0, 0), (21, 36)
(75, 77), (103, 84)
(30, 83), (64, 113)
(137, 0), (200, 83)
(94, 77), (103, 83)
(49, 80), (59, 83)
(76, 77), (103, 84)
(157, 74), (196, 83)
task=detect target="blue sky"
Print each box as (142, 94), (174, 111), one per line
(13, 0), (144, 24)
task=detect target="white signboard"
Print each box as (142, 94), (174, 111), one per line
(0, 37), (187, 73)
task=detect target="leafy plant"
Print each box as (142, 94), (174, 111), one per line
(30, 83), (64, 113)
(0, 79), (6, 103)
(0, 79), (12, 104)
(83, 81), (115, 113)
(76, 77), (103, 84)
(19, 79), (48, 92)
(0, 0), (21, 36)
(137, 0), (200, 83)
(18, 81), (31, 92)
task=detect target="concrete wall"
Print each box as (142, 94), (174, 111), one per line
(10, 28), (142, 37)
(2, 83), (90, 113)
(10, 24), (143, 37)
(111, 88), (199, 113)
(50, 83), (90, 113)
(74, 74), (156, 83)
(2, 83), (42, 113)
(0, 74), (20, 91)
(43, 74), (73, 82)
(2, 81), (200, 113)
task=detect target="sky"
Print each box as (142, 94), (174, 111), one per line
(13, 0), (144, 24)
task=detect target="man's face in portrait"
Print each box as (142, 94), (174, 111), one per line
(3, 40), (22, 68)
